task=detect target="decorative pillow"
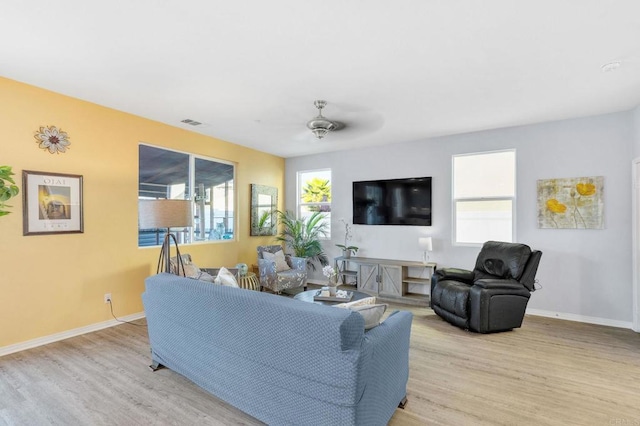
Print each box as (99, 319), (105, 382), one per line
(169, 255), (214, 282)
(262, 250), (291, 272)
(340, 303), (387, 330)
(214, 267), (239, 287)
(182, 263), (202, 278)
(169, 254), (193, 274)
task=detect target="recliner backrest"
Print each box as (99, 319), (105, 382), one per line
(518, 250), (542, 291)
(473, 241), (532, 281)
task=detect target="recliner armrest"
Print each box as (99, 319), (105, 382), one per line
(435, 268), (474, 284)
(473, 278), (526, 291)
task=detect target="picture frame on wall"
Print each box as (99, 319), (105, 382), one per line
(22, 170), (84, 236)
(536, 175), (604, 229)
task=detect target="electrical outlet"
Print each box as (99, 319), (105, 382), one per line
(104, 293), (112, 304)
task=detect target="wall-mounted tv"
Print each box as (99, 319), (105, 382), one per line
(353, 177), (432, 226)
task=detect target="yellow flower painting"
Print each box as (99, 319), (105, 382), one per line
(537, 176), (604, 229)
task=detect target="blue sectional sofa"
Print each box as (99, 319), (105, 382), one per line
(142, 273), (413, 425)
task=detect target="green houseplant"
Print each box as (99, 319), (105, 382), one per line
(0, 166), (20, 217)
(275, 210), (329, 270)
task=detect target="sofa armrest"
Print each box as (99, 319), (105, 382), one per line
(434, 267), (474, 284)
(288, 256), (307, 271)
(361, 310), (413, 411)
(258, 258), (277, 275)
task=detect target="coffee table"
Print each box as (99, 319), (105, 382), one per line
(293, 289), (372, 305)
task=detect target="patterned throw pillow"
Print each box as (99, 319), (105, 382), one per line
(170, 255), (214, 282)
(262, 250), (291, 272)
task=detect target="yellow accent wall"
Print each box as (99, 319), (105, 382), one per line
(0, 77), (284, 348)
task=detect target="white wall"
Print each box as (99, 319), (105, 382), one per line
(286, 110), (635, 325)
(634, 106), (640, 158)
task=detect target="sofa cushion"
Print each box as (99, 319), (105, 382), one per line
(262, 250), (291, 272)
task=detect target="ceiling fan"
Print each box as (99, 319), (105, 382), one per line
(306, 100), (345, 139)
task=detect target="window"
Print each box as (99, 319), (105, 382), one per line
(138, 144), (235, 247)
(297, 169), (331, 238)
(453, 150), (515, 244)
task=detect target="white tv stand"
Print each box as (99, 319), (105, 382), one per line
(334, 256), (437, 306)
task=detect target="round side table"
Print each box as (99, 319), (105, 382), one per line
(238, 272), (260, 291)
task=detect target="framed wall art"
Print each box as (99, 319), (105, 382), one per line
(250, 184), (277, 236)
(22, 170), (84, 235)
(537, 176), (604, 229)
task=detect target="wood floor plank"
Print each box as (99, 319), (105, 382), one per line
(1, 305), (639, 425)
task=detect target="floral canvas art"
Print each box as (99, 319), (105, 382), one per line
(537, 176), (604, 229)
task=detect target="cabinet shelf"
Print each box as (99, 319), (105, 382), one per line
(402, 277), (431, 285)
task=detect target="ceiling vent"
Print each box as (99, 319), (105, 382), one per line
(181, 119), (203, 126)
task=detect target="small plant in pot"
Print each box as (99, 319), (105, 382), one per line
(0, 166), (20, 217)
(336, 218), (358, 258)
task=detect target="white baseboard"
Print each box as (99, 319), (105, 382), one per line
(0, 312), (146, 357)
(526, 308), (633, 330)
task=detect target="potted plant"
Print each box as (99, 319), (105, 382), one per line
(336, 218), (358, 258)
(275, 210), (329, 270)
(0, 166), (19, 217)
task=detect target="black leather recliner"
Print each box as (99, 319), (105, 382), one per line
(430, 241), (542, 333)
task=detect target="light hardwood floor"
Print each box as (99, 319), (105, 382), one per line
(1, 305), (639, 425)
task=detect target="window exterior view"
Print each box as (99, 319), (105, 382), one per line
(297, 169), (331, 238)
(138, 144), (235, 247)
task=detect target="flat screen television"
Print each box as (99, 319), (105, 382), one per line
(353, 177), (432, 226)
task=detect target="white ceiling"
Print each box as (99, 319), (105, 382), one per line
(2, 1), (640, 158)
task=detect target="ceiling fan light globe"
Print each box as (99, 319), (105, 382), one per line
(311, 128), (330, 139)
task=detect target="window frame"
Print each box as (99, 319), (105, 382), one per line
(296, 168), (332, 239)
(138, 143), (236, 248)
(452, 149), (516, 246)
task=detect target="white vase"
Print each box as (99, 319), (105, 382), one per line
(328, 285), (337, 296)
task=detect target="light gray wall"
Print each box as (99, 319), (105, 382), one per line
(634, 106), (640, 158)
(286, 110), (635, 325)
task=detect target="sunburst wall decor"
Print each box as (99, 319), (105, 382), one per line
(34, 126), (71, 154)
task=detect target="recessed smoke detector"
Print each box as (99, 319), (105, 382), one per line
(181, 118), (203, 126)
(601, 61), (622, 72)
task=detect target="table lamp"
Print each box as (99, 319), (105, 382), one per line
(139, 199), (193, 273)
(418, 236), (433, 264)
